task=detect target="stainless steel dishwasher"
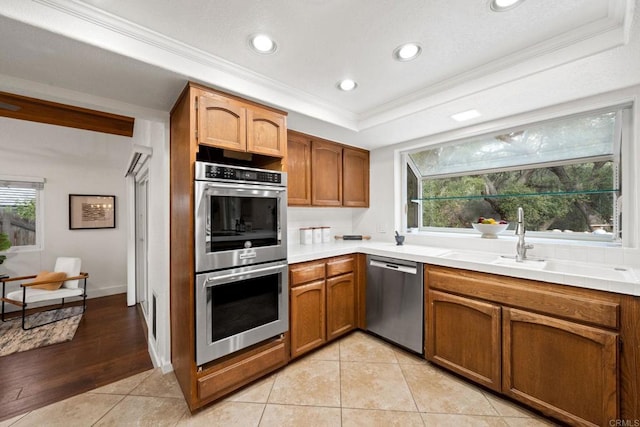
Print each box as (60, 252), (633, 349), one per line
(366, 255), (424, 354)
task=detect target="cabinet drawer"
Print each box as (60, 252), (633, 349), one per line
(326, 256), (354, 277)
(427, 266), (620, 329)
(290, 261), (325, 286)
(197, 341), (287, 401)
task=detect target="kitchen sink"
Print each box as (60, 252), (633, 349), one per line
(542, 260), (640, 283)
(493, 256), (547, 270)
(440, 251), (501, 264)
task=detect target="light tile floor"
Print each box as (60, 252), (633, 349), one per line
(0, 332), (559, 426)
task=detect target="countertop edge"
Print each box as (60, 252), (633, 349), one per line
(287, 241), (640, 296)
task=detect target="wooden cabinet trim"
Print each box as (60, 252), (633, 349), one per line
(426, 266), (620, 330)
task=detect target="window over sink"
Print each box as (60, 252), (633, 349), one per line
(403, 105), (631, 242)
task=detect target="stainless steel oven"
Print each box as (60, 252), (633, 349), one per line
(195, 260), (288, 365)
(194, 162), (288, 365)
(194, 162), (287, 273)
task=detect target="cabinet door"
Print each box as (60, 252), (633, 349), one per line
(247, 107), (286, 157)
(290, 280), (326, 359)
(326, 272), (356, 341)
(286, 133), (312, 206)
(311, 140), (342, 206)
(503, 307), (618, 426)
(426, 290), (502, 392)
(197, 95), (246, 151)
(342, 148), (369, 207)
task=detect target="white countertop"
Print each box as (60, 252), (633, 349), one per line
(288, 240), (640, 296)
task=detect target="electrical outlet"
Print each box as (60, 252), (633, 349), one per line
(377, 223), (387, 233)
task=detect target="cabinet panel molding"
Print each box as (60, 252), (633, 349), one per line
(502, 307), (618, 426)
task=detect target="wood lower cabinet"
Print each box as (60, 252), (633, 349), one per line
(290, 280), (326, 358)
(503, 308), (618, 427)
(426, 290), (501, 391)
(425, 265), (630, 426)
(327, 272), (356, 341)
(289, 255), (358, 359)
(287, 130), (369, 207)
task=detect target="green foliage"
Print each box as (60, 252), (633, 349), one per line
(14, 199), (36, 221)
(421, 162), (615, 233)
(0, 232), (10, 265)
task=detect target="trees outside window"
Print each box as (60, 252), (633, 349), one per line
(405, 107), (626, 241)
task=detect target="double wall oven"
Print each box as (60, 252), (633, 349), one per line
(194, 162), (288, 366)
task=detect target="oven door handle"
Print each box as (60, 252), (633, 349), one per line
(201, 181), (287, 193)
(204, 264), (286, 286)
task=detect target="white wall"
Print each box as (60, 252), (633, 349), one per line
(0, 116), (130, 297)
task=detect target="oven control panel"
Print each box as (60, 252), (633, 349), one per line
(196, 162), (285, 186)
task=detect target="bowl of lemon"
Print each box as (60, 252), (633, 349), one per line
(471, 217), (509, 239)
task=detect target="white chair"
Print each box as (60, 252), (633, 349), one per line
(1, 257), (89, 330)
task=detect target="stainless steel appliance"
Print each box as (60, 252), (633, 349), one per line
(194, 161), (287, 273)
(194, 162), (288, 366)
(366, 255), (424, 354)
(195, 260), (288, 365)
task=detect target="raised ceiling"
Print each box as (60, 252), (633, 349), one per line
(0, 0), (637, 149)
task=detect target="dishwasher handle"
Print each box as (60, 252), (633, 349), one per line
(369, 259), (417, 275)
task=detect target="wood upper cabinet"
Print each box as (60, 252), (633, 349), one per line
(426, 290), (501, 392)
(246, 107), (287, 157)
(197, 90), (286, 157)
(197, 95), (246, 151)
(343, 148), (369, 207)
(286, 133), (312, 205)
(312, 140), (343, 206)
(502, 307), (618, 427)
(287, 130), (369, 207)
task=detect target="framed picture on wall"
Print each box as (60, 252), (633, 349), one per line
(69, 194), (116, 230)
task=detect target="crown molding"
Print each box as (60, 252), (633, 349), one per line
(0, 0), (633, 134)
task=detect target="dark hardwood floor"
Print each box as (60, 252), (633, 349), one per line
(0, 293), (153, 422)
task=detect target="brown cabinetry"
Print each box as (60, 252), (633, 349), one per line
(169, 82), (289, 412)
(426, 290), (501, 392)
(425, 265), (628, 426)
(289, 255), (357, 358)
(197, 88), (286, 157)
(287, 130), (369, 207)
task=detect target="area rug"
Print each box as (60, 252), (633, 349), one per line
(0, 306), (83, 357)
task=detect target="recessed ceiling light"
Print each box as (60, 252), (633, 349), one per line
(337, 79), (357, 91)
(393, 43), (422, 61)
(489, 0), (525, 12)
(249, 34), (277, 54)
(451, 109), (482, 122)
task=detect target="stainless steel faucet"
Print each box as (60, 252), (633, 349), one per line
(515, 207), (533, 262)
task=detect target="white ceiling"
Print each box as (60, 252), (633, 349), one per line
(0, 0), (638, 149)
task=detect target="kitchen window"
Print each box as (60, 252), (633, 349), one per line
(0, 176), (44, 251)
(404, 105), (630, 242)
